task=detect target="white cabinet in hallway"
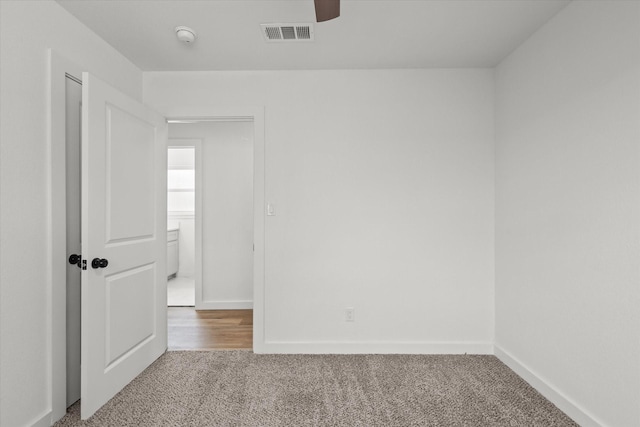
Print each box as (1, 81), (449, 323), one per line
(167, 229), (179, 278)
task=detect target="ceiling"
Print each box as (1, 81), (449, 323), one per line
(56, 0), (570, 71)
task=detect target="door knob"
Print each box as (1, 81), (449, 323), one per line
(91, 258), (109, 269)
(68, 254), (82, 267)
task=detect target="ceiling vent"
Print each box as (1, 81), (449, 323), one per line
(261, 24), (314, 42)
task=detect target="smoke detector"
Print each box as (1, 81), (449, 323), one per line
(261, 24), (314, 42)
(175, 26), (196, 44)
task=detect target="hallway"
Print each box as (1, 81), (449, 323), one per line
(168, 308), (253, 350)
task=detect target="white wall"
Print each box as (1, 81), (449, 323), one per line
(495, 1), (640, 426)
(170, 122), (254, 307)
(5, 0), (636, 424)
(0, 1), (143, 426)
(145, 69), (495, 352)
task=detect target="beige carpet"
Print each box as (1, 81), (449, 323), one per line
(55, 351), (577, 426)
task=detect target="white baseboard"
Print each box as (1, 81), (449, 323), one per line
(494, 345), (604, 427)
(29, 410), (51, 427)
(49, 406), (66, 427)
(197, 300), (253, 310)
(255, 341), (493, 355)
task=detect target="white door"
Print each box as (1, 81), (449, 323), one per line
(81, 73), (167, 419)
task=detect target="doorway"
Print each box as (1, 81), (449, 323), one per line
(50, 50), (267, 423)
(168, 121), (255, 311)
(166, 120), (255, 350)
(167, 145), (196, 307)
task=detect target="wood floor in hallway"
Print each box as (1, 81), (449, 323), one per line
(168, 308), (253, 350)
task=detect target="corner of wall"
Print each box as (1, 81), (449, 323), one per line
(494, 345), (603, 427)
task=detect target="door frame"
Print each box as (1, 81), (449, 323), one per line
(48, 50), (267, 424)
(166, 113), (266, 351)
(48, 49), (84, 423)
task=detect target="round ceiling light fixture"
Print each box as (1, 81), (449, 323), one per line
(175, 26), (197, 44)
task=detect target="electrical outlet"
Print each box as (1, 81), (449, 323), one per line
(345, 307), (355, 322)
